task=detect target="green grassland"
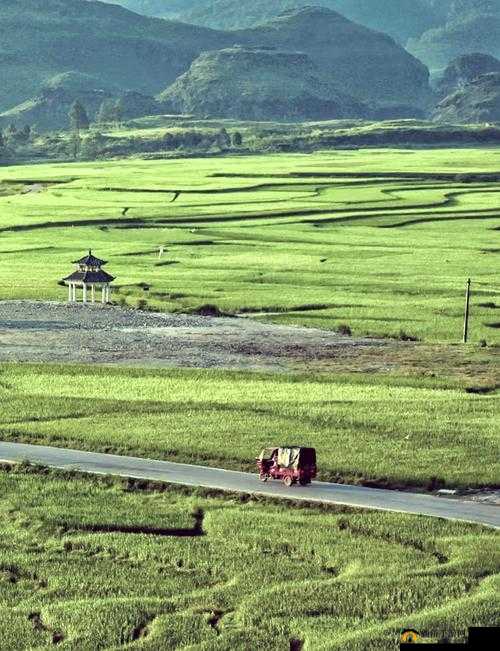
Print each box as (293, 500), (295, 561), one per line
(0, 149), (498, 649)
(0, 149), (499, 343)
(15, 117), (500, 164)
(0, 466), (498, 650)
(105, 116), (500, 149)
(1, 364), (498, 489)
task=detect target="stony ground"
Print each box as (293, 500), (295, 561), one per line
(0, 301), (381, 370)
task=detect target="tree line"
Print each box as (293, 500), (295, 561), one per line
(67, 99), (244, 159)
(0, 94), (246, 163)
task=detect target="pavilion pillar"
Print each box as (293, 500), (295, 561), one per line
(82, 284), (87, 303)
(102, 286), (106, 304)
(72, 284), (77, 302)
(68, 284), (72, 302)
(91, 285), (95, 304)
(107, 285), (111, 303)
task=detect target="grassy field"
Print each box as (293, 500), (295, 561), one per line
(1, 364), (497, 490)
(0, 149), (499, 343)
(0, 148), (498, 649)
(0, 465), (498, 651)
(104, 116), (500, 149)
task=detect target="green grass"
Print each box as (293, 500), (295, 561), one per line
(0, 149), (499, 343)
(1, 364), (498, 489)
(0, 466), (498, 650)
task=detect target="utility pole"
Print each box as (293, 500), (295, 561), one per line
(463, 278), (471, 343)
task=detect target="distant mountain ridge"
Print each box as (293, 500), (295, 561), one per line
(0, 1), (431, 124)
(233, 7), (431, 112)
(408, 0), (500, 70)
(0, 0), (229, 112)
(99, 0), (500, 71)
(93, 0), (447, 43)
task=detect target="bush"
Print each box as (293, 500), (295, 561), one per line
(337, 323), (352, 336)
(189, 304), (226, 317)
(136, 298), (148, 311)
(398, 329), (419, 342)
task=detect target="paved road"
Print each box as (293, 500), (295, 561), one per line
(0, 442), (498, 529)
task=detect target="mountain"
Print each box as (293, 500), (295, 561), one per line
(95, 0), (445, 43)
(433, 71), (500, 122)
(0, 73), (116, 131)
(437, 53), (500, 96)
(447, 0), (500, 20)
(160, 47), (368, 120)
(0, 73), (161, 131)
(177, 1), (443, 43)
(408, 1), (500, 71)
(0, 0), (229, 112)
(234, 7), (431, 113)
(94, 1), (200, 17)
(0, 2), (431, 123)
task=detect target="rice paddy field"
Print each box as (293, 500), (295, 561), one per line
(0, 466), (498, 651)
(0, 364), (498, 490)
(0, 148), (499, 649)
(0, 148), (498, 343)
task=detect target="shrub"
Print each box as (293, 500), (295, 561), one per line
(337, 323), (352, 336)
(189, 304), (226, 317)
(398, 329), (420, 342)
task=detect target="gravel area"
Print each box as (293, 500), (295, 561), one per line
(0, 301), (381, 370)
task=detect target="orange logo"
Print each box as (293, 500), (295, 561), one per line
(401, 629), (421, 644)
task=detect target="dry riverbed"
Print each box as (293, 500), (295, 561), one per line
(0, 301), (381, 370)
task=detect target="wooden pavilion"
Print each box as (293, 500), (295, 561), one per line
(63, 250), (115, 303)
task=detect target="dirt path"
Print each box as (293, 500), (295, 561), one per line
(0, 301), (381, 370)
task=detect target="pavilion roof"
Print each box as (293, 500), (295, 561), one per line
(73, 250), (108, 266)
(63, 269), (115, 284)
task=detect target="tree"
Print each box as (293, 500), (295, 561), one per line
(162, 132), (176, 149)
(114, 98), (124, 125)
(0, 129), (6, 160)
(232, 131), (243, 147)
(69, 100), (90, 133)
(17, 125), (32, 145)
(80, 131), (106, 159)
(97, 99), (123, 126)
(217, 127), (231, 150)
(69, 132), (81, 160)
(97, 99), (115, 124)
(5, 123), (18, 145)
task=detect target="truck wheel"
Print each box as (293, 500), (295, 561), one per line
(283, 476), (293, 487)
(260, 474), (269, 482)
(299, 478), (310, 486)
